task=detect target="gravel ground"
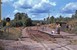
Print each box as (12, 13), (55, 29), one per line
(0, 26), (77, 50)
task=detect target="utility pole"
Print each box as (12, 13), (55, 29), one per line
(0, 0), (2, 28)
(0, 0), (2, 22)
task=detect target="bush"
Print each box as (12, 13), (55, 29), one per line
(16, 21), (23, 27)
(25, 18), (32, 26)
(2, 21), (6, 27)
(71, 26), (77, 34)
(11, 20), (23, 27)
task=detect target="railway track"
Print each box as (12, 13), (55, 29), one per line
(28, 30), (48, 50)
(25, 27), (73, 50)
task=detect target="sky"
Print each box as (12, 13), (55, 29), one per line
(2, 0), (77, 20)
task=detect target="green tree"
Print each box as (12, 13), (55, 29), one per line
(59, 15), (64, 21)
(50, 16), (55, 23)
(25, 18), (32, 26)
(75, 10), (77, 14)
(46, 17), (50, 24)
(74, 10), (77, 18)
(13, 12), (33, 27)
(2, 18), (6, 27)
(14, 12), (22, 20)
(71, 10), (77, 19)
(43, 18), (46, 24)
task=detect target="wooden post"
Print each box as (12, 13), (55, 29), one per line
(0, 0), (2, 21)
(0, 0), (2, 28)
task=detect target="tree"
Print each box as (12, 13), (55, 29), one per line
(71, 15), (75, 19)
(55, 15), (65, 22)
(71, 10), (77, 19)
(43, 18), (46, 24)
(13, 12), (33, 27)
(59, 15), (63, 21)
(14, 12), (22, 20)
(74, 10), (77, 18)
(44, 18), (46, 21)
(21, 13), (28, 19)
(75, 10), (77, 14)
(2, 18), (6, 27)
(24, 18), (32, 26)
(46, 17), (50, 24)
(50, 16), (55, 23)
(64, 17), (70, 22)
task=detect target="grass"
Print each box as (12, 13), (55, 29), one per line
(69, 26), (77, 34)
(67, 19), (77, 34)
(0, 27), (22, 40)
(70, 40), (77, 45)
(0, 27), (22, 50)
(48, 23), (56, 29)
